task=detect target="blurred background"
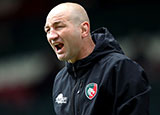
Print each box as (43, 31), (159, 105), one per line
(0, 0), (159, 115)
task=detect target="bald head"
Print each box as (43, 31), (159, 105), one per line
(47, 2), (90, 26)
(45, 3), (95, 63)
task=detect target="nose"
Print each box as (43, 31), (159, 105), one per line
(47, 29), (59, 41)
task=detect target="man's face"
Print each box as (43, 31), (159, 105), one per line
(45, 12), (82, 62)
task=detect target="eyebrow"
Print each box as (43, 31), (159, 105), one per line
(44, 20), (63, 30)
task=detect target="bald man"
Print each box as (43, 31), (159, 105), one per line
(44, 2), (151, 115)
(45, 2), (94, 63)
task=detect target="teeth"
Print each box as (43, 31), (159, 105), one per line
(54, 43), (59, 45)
(51, 40), (54, 44)
(51, 40), (60, 45)
(50, 40), (61, 47)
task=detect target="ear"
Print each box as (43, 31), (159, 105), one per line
(80, 21), (90, 39)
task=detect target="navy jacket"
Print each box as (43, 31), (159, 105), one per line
(53, 27), (151, 115)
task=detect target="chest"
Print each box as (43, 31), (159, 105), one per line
(53, 62), (113, 115)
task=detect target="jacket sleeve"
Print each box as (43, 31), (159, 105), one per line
(112, 59), (151, 115)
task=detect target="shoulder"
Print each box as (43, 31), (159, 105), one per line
(100, 52), (146, 81)
(108, 53), (150, 90)
(100, 52), (137, 68)
(107, 52), (130, 62)
(108, 53), (144, 73)
(106, 53), (150, 93)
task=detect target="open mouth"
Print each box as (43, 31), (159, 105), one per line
(54, 43), (64, 51)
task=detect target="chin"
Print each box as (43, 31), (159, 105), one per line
(57, 56), (67, 61)
(57, 54), (70, 62)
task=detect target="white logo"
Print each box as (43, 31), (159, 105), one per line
(55, 93), (67, 104)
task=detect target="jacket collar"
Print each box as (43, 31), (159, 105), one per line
(66, 27), (124, 78)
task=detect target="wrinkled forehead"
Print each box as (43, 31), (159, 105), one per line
(47, 14), (67, 23)
(45, 10), (70, 28)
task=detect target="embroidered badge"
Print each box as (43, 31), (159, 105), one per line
(55, 93), (67, 104)
(85, 83), (98, 100)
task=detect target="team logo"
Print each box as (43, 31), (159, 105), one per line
(85, 83), (98, 100)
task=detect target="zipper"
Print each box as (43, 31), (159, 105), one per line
(71, 65), (84, 115)
(71, 80), (79, 115)
(71, 65), (78, 115)
(71, 81), (83, 115)
(76, 81), (83, 115)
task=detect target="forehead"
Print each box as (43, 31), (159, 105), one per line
(45, 6), (71, 25)
(46, 13), (68, 24)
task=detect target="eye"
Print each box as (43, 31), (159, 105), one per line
(55, 26), (63, 30)
(55, 24), (65, 30)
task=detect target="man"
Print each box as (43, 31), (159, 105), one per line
(44, 2), (151, 115)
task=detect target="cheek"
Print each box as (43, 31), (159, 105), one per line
(64, 40), (77, 56)
(62, 27), (81, 48)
